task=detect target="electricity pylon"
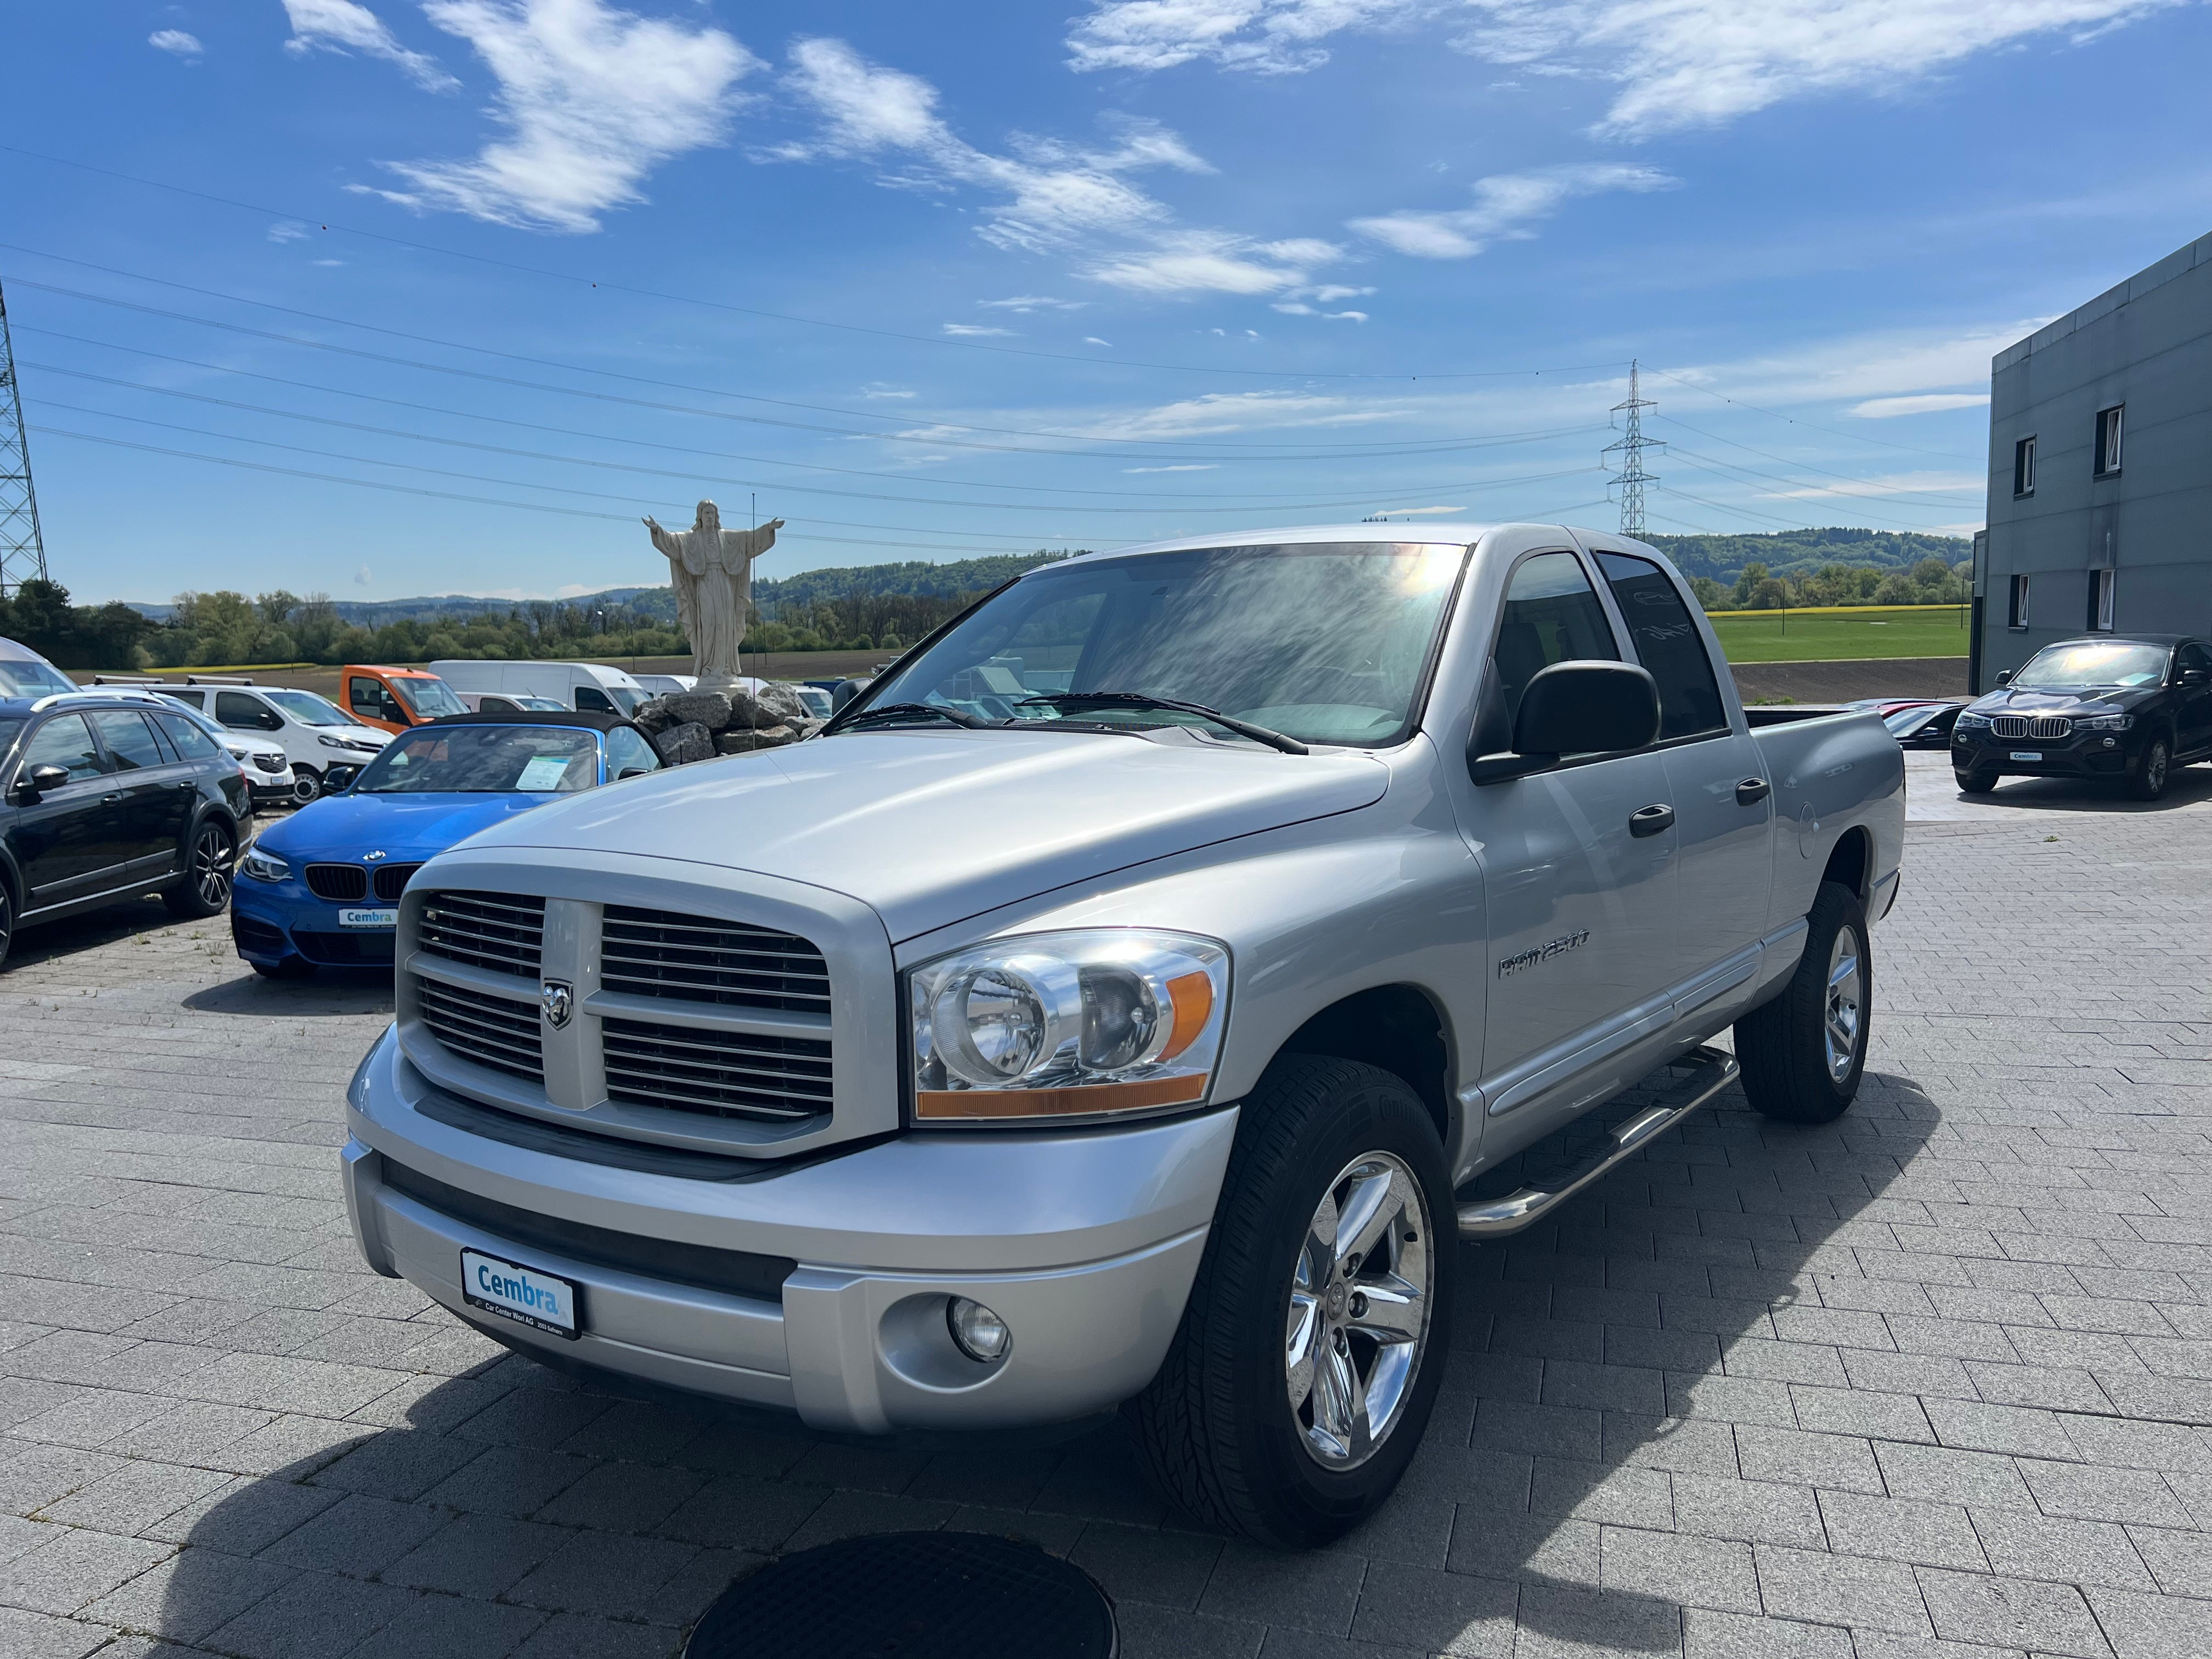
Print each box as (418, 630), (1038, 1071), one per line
(1602, 359), (1661, 538)
(0, 279), (50, 595)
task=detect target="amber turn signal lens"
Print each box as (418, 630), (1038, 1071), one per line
(1161, 970), (1214, 1060)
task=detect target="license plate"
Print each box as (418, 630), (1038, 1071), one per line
(338, 907), (398, 929)
(2008, 751), (2041, 762)
(459, 1249), (580, 1339)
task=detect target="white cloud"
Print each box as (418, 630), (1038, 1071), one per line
(149, 29), (204, 58)
(281, 0), (458, 91)
(1067, 0), (1419, 74)
(1088, 238), (1315, 294)
(1760, 471), (1983, 501)
(1846, 392), (1991, 419)
(366, 0), (761, 232)
(942, 323), (1018, 336)
(312, 258), (348, 266)
(354, 564), (374, 586)
(860, 383), (916, 399)
(1087, 388), (1409, 439)
(1373, 504), (1465, 514)
(978, 295), (1089, 312)
(778, 38), (1207, 256)
(1084, 336), (1114, 346)
(1455, 0), (2186, 137)
(1351, 162), (1672, 258)
(1326, 308), (1369, 321)
(1124, 463), (1221, 472)
(1661, 320), (2045, 409)
(267, 222), (312, 244)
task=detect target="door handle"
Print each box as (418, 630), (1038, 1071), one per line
(1735, 777), (1770, 805)
(177, 781), (197, 790)
(1629, 803), (1674, 837)
(101, 792), (122, 804)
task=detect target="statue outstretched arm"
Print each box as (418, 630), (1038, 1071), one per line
(643, 517), (687, 563)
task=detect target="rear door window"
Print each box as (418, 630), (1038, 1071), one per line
(1595, 551), (1729, 741)
(155, 713), (224, 760)
(87, 710), (168, 771)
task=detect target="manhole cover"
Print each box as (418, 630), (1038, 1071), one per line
(684, 1531), (1116, 1659)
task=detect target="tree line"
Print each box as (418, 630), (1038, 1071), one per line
(1685, 557), (1971, 612)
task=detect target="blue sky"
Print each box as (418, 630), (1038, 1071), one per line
(8, 0), (2212, 603)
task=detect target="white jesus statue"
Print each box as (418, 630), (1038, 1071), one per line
(642, 501), (783, 694)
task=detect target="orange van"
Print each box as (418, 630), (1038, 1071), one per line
(340, 665), (468, 733)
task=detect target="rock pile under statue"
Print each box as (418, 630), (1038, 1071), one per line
(631, 682), (827, 766)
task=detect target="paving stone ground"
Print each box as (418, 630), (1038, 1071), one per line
(1, 783), (2208, 1658)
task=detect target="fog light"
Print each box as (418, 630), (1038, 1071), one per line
(2104, 737), (2117, 748)
(946, 1297), (1011, 1363)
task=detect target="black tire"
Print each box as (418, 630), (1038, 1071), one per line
(2126, 733), (2171, 802)
(0, 883), (13, 971)
(250, 958), (314, 980)
(165, 820), (236, 919)
(1130, 1055), (1454, 1548)
(1954, 766), (1999, 793)
(291, 768), (323, 805)
(1735, 879), (1870, 1125)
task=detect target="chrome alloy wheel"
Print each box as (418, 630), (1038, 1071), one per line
(193, 826), (235, 908)
(1823, 926), (1863, 1082)
(2145, 742), (2169, 793)
(1284, 1150), (1433, 1470)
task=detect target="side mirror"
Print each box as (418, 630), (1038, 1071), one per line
(13, 764), (71, 803)
(261, 710), (284, 731)
(321, 764), (362, 793)
(617, 766), (651, 780)
(2179, 668), (2209, 686)
(1994, 669), (2013, 686)
(1470, 661), (1660, 785)
(831, 679), (864, 714)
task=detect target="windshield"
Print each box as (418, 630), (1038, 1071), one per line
(2012, 641), (2168, 690)
(1883, 706), (1938, 735)
(389, 675), (468, 718)
(353, 725), (600, 793)
(0, 656), (76, 698)
(605, 685), (644, 715)
(857, 542), (1466, 747)
(264, 689), (355, 726)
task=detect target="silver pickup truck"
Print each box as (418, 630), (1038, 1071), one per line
(341, 523), (1903, 1547)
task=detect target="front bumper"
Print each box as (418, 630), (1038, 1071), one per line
(1952, 729), (2133, 777)
(343, 1027), (1234, 1433)
(232, 879), (397, 967)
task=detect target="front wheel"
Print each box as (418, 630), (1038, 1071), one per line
(2126, 734), (2171, 801)
(165, 820), (236, 919)
(1130, 1056), (1454, 1548)
(1954, 766), (1998, 793)
(1734, 879), (1870, 1125)
(291, 768), (322, 805)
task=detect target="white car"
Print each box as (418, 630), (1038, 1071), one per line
(61, 689), (296, 810)
(157, 684), (388, 803)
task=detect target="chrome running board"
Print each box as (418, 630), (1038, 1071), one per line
(1455, 1045), (1740, 1239)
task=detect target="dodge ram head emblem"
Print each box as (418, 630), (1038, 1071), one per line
(540, 980), (574, 1029)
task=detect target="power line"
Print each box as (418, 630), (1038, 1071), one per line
(1664, 448), (1979, 533)
(0, 280), (48, 594)
(1602, 360), (1661, 537)
(1653, 412), (1983, 504)
(0, 145), (1634, 385)
(1638, 362), (1981, 462)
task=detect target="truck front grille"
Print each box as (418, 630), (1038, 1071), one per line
(1991, 714), (2071, 740)
(305, 864), (369, 902)
(601, 1018), (833, 1122)
(415, 975), (543, 1081)
(600, 906), (831, 1014)
(419, 892), (545, 978)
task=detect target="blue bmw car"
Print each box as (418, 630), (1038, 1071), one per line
(232, 712), (662, 975)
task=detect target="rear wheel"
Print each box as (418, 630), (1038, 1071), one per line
(1131, 1055), (1453, 1547)
(0, 884), (13, 970)
(2126, 733), (2171, 802)
(165, 820), (236, 919)
(1735, 879), (1870, 1125)
(1954, 766), (1999, 793)
(291, 768), (322, 805)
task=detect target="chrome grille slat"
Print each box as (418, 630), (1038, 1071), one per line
(601, 1014), (832, 1122)
(418, 891), (545, 978)
(601, 904), (831, 1014)
(415, 976), (543, 1080)
(2031, 716), (2070, 739)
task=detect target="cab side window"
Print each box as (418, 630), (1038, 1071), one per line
(1594, 551), (1728, 741)
(1489, 552), (1619, 726)
(20, 714), (108, 785)
(87, 711), (167, 771)
(2179, 644), (2211, 680)
(605, 727), (658, 777)
(574, 686), (614, 713)
(348, 679), (398, 722)
(217, 692), (280, 731)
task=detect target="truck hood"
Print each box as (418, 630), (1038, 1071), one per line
(458, 728), (1391, 940)
(261, 790), (553, 862)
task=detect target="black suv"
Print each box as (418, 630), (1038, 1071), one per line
(1953, 634), (2212, 800)
(0, 693), (248, 966)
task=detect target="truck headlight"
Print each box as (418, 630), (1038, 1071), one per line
(2072, 713), (2132, 732)
(1954, 713), (1991, 730)
(239, 847), (290, 883)
(908, 929), (1228, 1124)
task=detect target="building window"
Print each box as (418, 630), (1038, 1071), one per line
(2013, 436), (2036, 497)
(2089, 569), (2115, 632)
(2007, 574), (2030, 630)
(2094, 405), (2124, 477)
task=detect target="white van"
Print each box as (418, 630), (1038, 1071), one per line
(153, 681), (390, 803)
(631, 673), (696, 698)
(427, 661), (648, 716)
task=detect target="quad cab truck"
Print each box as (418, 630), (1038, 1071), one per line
(342, 524), (1904, 1546)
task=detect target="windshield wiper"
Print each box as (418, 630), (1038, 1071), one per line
(842, 701), (997, 731)
(1019, 692), (1309, 755)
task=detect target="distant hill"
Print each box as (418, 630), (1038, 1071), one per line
(1640, 528), (1971, 584)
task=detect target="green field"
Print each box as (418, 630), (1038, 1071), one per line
(1708, 605), (1971, 663)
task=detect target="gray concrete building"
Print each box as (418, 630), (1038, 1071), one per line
(1976, 230), (2212, 691)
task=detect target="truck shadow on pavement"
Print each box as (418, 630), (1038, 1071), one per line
(148, 1073), (1938, 1657)
(179, 968), (396, 1019)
